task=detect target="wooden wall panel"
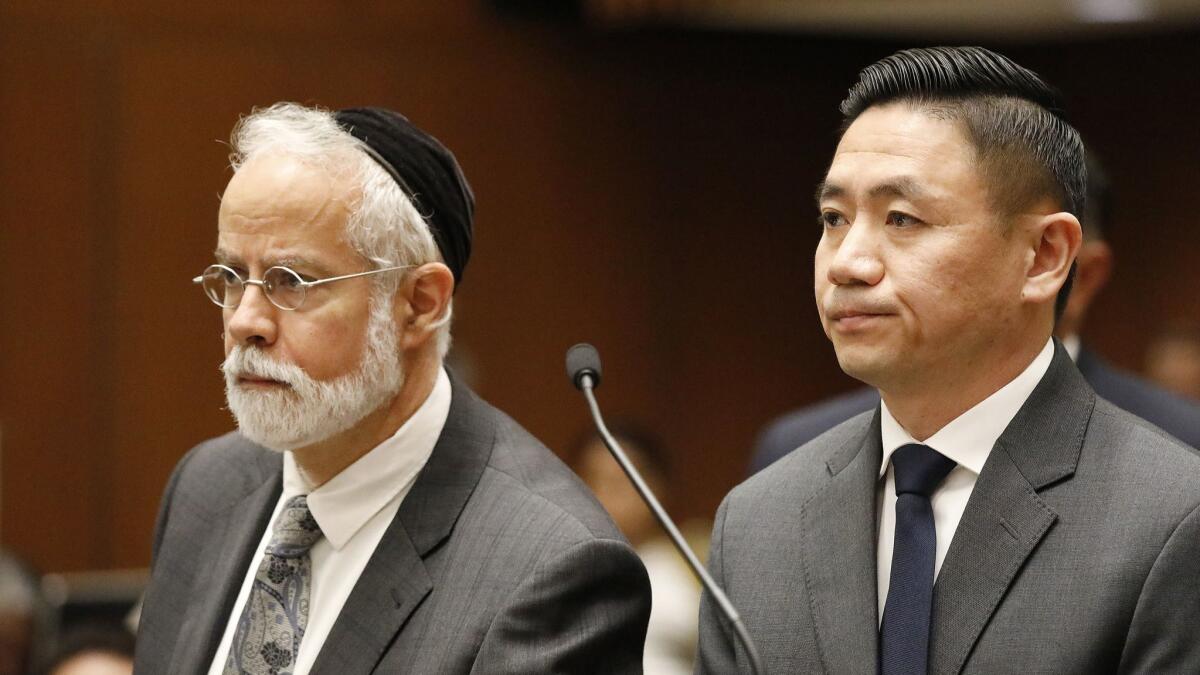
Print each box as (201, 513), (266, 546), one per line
(0, 21), (117, 570)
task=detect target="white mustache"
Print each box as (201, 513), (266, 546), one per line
(222, 346), (307, 388)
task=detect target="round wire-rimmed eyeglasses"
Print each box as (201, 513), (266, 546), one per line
(193, 263), (413, 311)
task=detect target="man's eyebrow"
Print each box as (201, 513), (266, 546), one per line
(815, 181), (844, 205)
(211, 249), (335, 277)
(271, 255), (335, 277)
(815, 178), (931, 205)
(867, 177), (929, 202)
(214, 248), (240, 266)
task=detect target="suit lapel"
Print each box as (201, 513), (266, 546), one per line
(930, 342), (1093, 674)
(311, 375), (495, 674)
(800, 408), (882, 675)
(168, 451), (282, 675)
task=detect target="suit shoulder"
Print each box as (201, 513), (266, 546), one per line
(168, 431), (280, 506)
(1082, 399), (1200, 524)
(735, 410), (875, 509)
(1090, 398), (1200, 475)
(469, 400), (625, 545)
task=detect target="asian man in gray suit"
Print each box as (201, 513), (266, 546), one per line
(134, 103), (650, 674)
(697, 47), (1200, 674)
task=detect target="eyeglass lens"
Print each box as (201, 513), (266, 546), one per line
(200, 265), (307, 310)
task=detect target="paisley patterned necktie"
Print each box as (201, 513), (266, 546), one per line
(225, 495), (323, 675)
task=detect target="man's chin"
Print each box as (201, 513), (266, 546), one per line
(834, 348), (893, 389)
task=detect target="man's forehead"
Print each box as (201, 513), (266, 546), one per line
(821, 105), (977, 199)
(835, 104), (971, 162)
(216, 155), (360, 270)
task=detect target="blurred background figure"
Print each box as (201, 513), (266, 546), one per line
(0, 551), (50, 675)
(750, 153), (1200, 474)
(43, 624), (134, 675)
(570, 425), (702, 675)
(1144, 323), (1200, 401)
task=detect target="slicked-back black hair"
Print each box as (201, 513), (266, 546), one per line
(840, 46), (1087, 320)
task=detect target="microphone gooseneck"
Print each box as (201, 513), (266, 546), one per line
(565, 343), (765, 675)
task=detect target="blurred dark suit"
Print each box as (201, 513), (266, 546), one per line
(750, 344), (1200, 474)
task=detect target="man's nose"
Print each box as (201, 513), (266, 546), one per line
(225, 284), (279, 346)
(826, 222), (884, 287)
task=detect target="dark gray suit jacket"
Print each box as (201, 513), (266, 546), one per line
(699, 345), (1200, 674)
(749, 345), (1200, 474)
(135, 379), (651, 674)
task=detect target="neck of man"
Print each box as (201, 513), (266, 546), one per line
(879, 326), (1051, 442)
(291, 352), (441, 488)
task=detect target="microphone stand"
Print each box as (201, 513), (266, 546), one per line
(577, 373), (765, 675)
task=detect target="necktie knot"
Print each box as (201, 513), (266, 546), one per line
(266, 495), (323, 558)
(891, 444), (956, 498)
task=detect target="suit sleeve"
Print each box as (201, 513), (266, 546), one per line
(1118, 500), (1200, 673)
(472, 537), (652, 674)
(695, 497), (739, 674)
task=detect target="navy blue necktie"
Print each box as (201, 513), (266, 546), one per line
(879, 443), (957, 675)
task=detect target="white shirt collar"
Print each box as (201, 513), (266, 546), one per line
(879, 338), (1055, 478)
(282, 367), (452, 550)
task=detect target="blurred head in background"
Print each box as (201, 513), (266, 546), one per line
(570, 423), (673, 548)
(1055, 154), (1114, 340)
(0, 551), (49, 675)
(1145, 323), (1200, 400)
(45, 624), (134, 675)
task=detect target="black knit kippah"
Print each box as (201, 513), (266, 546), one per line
(335, 107), (474, 288)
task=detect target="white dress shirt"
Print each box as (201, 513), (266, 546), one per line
(207, 368), (452, 675)
(875, 339), (1054, 619)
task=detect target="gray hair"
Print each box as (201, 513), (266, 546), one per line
(227, 102), (452, 357)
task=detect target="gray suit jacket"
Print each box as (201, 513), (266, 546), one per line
(135, 378), (651, 674)
(698, 344), (1200, 674)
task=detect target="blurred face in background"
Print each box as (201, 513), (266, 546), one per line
(49, 650), (133, 675)
(573, 438), (665, 548)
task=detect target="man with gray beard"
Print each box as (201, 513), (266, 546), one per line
(134, 103), (651, 675)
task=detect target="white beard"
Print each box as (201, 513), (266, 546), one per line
(222, 294), (404, 451)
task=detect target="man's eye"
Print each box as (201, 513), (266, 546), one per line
(886, 211), (921, 227)
(819, 211), (846, 228)
(280, 272), (308, 287)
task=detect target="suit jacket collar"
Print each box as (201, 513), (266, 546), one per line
(799, 408), (882, 675)
(311, 371), (496, 673)
(929, 339), (1094, 673)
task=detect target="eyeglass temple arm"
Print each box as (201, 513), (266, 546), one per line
(192, 264), (412, 287)
(301, 264), (414, 288)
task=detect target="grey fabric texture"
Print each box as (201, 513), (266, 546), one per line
(698, 342), (1200, 674)
(135, 377), (651, 674)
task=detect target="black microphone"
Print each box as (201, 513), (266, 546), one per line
(565, 343), (765, 675)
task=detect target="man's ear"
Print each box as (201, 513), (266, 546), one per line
(396, 262), (455, 350)
(1023, 211), (1083, 306)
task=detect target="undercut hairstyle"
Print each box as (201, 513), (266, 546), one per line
(840, 47), (1087, 319)
(227, 103), (453, 357)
